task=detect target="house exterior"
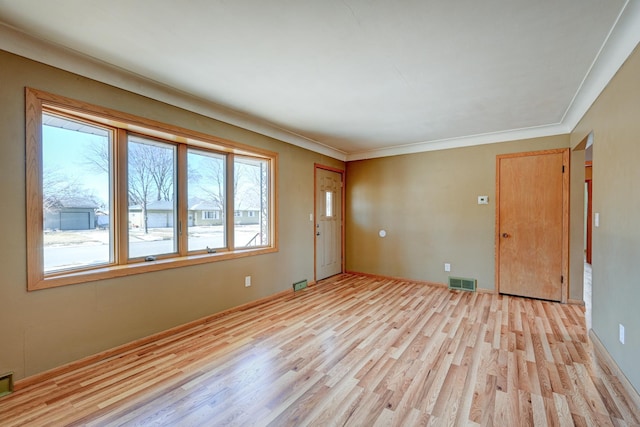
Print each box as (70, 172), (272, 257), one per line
(128, 200), (175, 229)
(44, 198), (99, 231)
(129, 199), (260, 228)
(189, 200), (223, 226)
(233, 209), (260, 226)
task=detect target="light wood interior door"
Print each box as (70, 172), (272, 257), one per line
(315, 167), (343, 281)
(496, 149), (569, 302)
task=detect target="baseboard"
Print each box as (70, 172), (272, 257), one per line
(568, 298), (585, 306)
(345, 270), (445, 287)
(344, 270), (496, 294)
(14, 286), (295, 390)
(589, 329), (640, 410)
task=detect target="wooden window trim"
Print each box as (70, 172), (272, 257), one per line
(26, 87), (278, 291)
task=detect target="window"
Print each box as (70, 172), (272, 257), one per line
(26, 88), (277, 290)
(188, 149), (226, 251)
(325, 191), (334, 218)
(41, 113), (113, 273)
(202, 211), (220, 220)
(128, 135), (177, 259)
(235, 156), (270, 247)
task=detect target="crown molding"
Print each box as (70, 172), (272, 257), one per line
(561, 0), (640, 131)
(346, 123), (571, 161)
(347, 0), (640, 161)
(0, 22), (347, 161)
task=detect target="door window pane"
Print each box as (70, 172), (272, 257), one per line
(325, 191), (334, 217)
(234, 156), (269, 247)
(187, 149), (226, 251)
(128, 136), (176, 258)
(42, 113), (112, 272)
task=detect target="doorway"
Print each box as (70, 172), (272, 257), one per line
(585, 161), (592, 263)
(583, 136), (594, 330)
(495, 149), (570, 302)
(315, 165), (344, 281)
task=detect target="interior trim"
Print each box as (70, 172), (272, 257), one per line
(589, 329), (640, 410)
(343, 270), (495, 294)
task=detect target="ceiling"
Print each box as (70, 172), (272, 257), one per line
(1, 1), (639, 161)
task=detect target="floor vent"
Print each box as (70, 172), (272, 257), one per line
(0, 372), (13, 398)
(448, 276), (477, 292)
(293, 280), (308, 291)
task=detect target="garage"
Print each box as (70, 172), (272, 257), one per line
(147, 212), (174, 228)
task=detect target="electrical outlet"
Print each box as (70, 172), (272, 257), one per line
(245, 276), (251, 287)
(619, 324), (625, 344)
(444, 263), (451, 272)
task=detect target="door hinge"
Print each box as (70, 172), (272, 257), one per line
(561, 275), (564, 284)
(562, 165), (565, 173)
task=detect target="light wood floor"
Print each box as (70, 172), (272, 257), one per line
(1, 274), (639, 426)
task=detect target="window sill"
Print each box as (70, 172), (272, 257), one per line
(28, 246), (278, 291)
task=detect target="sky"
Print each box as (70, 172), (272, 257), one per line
(43, 117), (267, 211)
(43, 123), (110, 206)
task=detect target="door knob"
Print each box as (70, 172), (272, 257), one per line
(502, 233), (510, 238)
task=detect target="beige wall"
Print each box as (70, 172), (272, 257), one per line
(5, 41), (637, 396)
(570, 44), (640, 392)
(345, 134), (585, 300)
(0, 50), (343, 381)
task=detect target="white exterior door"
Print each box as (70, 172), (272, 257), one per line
(315, 167), (343, 280)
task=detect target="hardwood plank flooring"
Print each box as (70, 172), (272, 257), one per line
(1, 274), (639, 426)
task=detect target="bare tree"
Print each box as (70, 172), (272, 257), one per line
(234, 160), (263, 210)
(84, 139), (175, 234)
(128, 141), (174, 233)
(235, 159), (268, 245)
(83, 142), (110, 175)
(198, 157), (227, 214)
(43, 167), (100, 212)
(146, 146), (174, 201)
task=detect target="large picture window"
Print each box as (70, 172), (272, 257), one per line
(26, 88), (277, 290)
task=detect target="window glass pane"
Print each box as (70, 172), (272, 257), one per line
(234, 156), (269, 247)
(42, 113), (112, 272)
(325, 191), (333, 217)
(128, 136), (176, 258)
(187, 149), (226, 251)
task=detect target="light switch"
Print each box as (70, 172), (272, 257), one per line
(595, 212), (600, 227)
(478, 196), (489, 205)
